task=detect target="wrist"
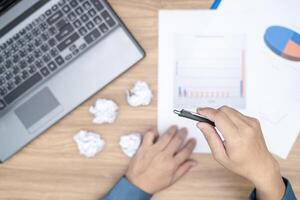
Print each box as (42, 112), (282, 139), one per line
(126, 174), (155, 195)
(252, 157), (285, 200)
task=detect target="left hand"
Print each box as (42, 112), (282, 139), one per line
(126, 126), (197, 194)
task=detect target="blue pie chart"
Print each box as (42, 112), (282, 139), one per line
(264, 26), (300, 61)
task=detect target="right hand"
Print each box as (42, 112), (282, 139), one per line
(196, 106), (285, 200)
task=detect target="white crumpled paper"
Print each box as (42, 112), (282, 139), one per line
(119, 133), (142, 157)
(89, 98), (118, 124)
(127, 81), (152, 107)
(73, 130), (105, 158)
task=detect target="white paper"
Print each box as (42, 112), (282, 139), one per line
(127, 81), (152, 107)
(89, 99), (118, 124)
(158, 2), (300, 158)
(119, 133), (142, 157)
(73, 130), (105, 158)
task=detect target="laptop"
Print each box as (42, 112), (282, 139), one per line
(0, 0), (145, 163)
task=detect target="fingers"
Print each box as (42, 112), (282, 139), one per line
(218, 106), (248, 127)
(172, 160), (197, 183)
(155, 125), (177, 151)
(164, 128), (188, 155)
(197, 107), (237, 139)
(142, 130), (159, 147)
(174, 139), (196, 164)
(197, 122), (228, 164)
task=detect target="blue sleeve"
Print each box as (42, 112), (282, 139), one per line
(101, 176), (152, 200)
(248, 177), (297, 200)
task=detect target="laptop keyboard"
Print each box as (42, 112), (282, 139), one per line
(0, 0), (118, 111)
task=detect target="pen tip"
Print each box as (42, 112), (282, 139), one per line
(173, 109), (180, 114)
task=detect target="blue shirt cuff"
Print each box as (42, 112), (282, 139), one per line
(102, 176), (152, 200)
(248, 177), (297, 200)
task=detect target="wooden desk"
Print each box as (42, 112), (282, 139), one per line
(0, 1), (299, 199)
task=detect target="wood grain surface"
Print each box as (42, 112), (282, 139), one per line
(0, 0), (299, 199)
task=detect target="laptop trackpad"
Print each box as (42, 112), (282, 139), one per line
(15, 87), (63, 134)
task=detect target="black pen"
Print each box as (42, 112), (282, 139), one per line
(173, 109), (215, 127)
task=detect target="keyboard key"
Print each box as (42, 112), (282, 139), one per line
(12, 66), (20, 75)
(57, 32), (79, 51)
(45, 9), (52, 16)
(65, 54), (73, 61)
(0, 76), (5, 85)
(73, 19), (82, 28)
(47, 11), (63, 25)
(28, 65), (37, 74)
(0, 87), (7, 97)
(41, 32), (50, 41)
(33, 49), (42, 59)
(62, 5), (71, 13)
(56, 19), (68, 30)
(52, 5), (58, 11)
(91, 0), (104, 11)
(86, 21), (95, 30)
(14, 75), (22, 85)
(49, 26), (57, 35)
(12, 54), (20, 63)
(5, 71), (13, 81)
(19, 60), (27, 69)
(50, 49), (59, 58)
(26, 55), (35, 64)
(39, 22), (48, 31)
(58, 0), (66, 6)
(21, 70), (29, 80)
(70, 0), (78, 8)
(75, 6), (84, 15)
(83, 1), (91, 10)
(41, 44), (50, 52)
(26, 44), (34, 53)
(55, 24), (74, 41)
(42, 54), (51, 63)
(0, 66), (5, 74)
(67, 11), (77, 21)
(99, 23), (108, 33)
(4, 60), (13, 69)
(72, 49), (79, 56)
(41, 67), (50, 77)
(88, 8), (97, 17)
(34, 38), (42, 47)
(48, 38), (57, 47)
(80, 14), (89, 23)
(34, 60), (44, 69)
(19, 28), (26, 35)
(101, 11), (116, 27)
(84, 29), (101, 44)
(13, 33), (20, 40)
(93, 16), (103, 24)
(55, 56), (65, 66)
(6, 81), (15, 91)
(0, 99), (6, 110)
(79, 27), (88, 36)
(47, 61), (57, 71)
(4, 72), (43, 104)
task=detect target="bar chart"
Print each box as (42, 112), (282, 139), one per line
(173, 35), (246, 109)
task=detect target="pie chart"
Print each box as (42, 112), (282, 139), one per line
(264, 26), (300, 61)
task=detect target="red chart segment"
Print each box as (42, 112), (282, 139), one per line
(264, 26), (300, 61)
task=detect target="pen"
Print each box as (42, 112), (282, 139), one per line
(173, 109), (215, 127)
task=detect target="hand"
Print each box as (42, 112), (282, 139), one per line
(196, 106), (285, 200)
(126, 126), (197, 194)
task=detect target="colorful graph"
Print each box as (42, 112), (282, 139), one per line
(173, 35), (246, 109)
(264, 26), (300, 61)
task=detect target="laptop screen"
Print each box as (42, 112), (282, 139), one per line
(0, 0), (47, 37)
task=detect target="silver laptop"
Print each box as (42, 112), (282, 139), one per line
(0, 0), (145, 163)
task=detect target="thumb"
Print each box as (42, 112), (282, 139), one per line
(197, 122), (228, 163)
(172, 160), (197, 183)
